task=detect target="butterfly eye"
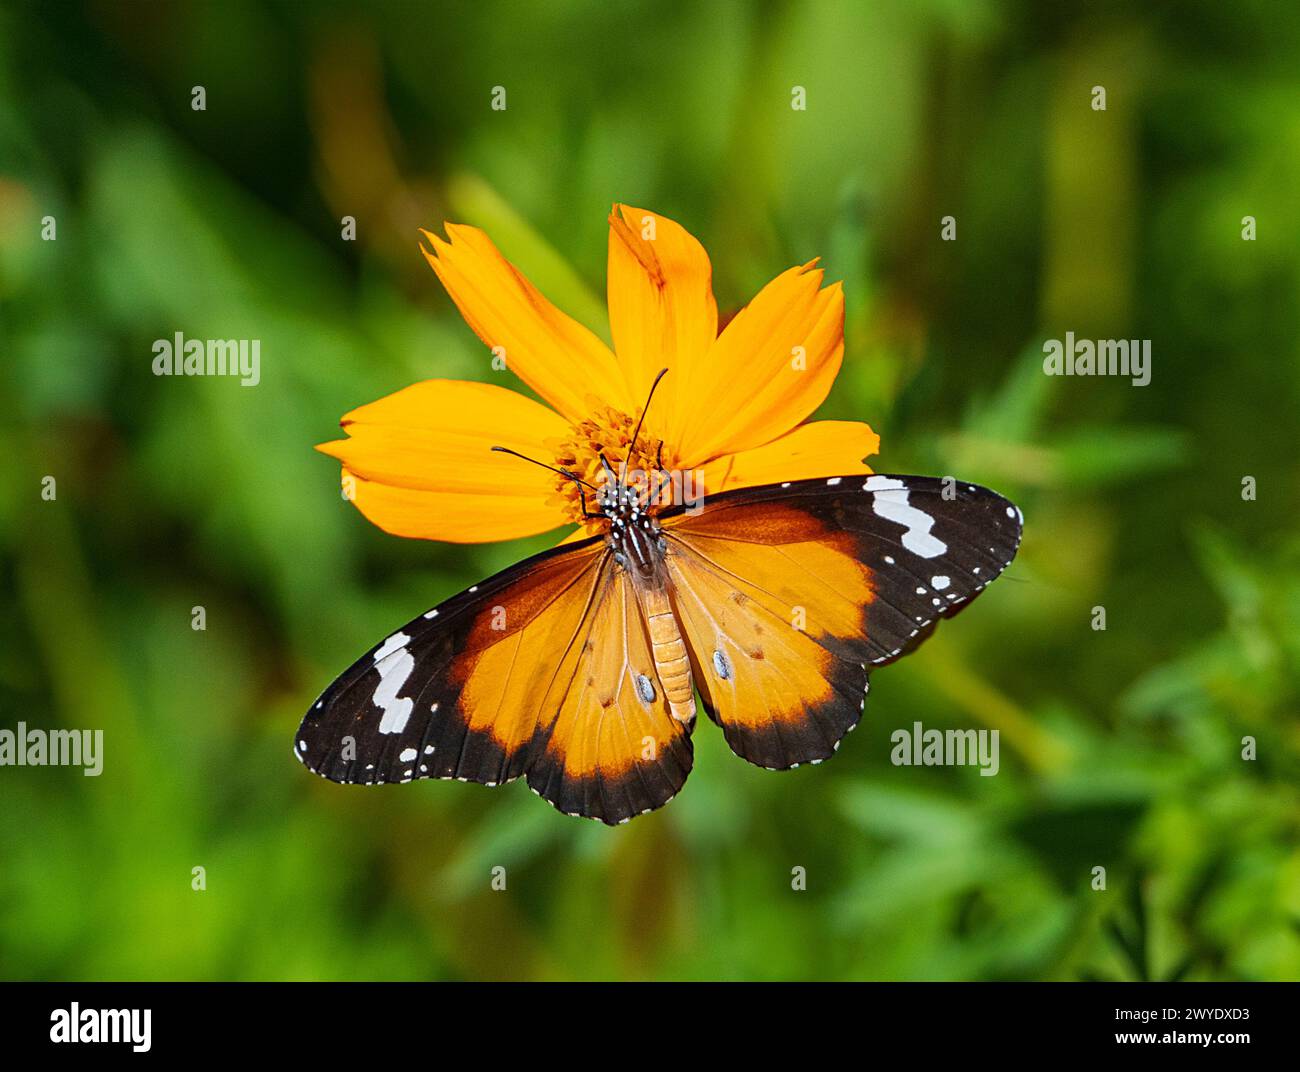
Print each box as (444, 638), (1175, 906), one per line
(712, 649), (733, 681)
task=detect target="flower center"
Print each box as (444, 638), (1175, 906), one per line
(548, 405), (677, 527)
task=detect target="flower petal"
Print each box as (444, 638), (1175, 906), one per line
(419, 224), (630, 422)
(674, 261), (845, 464)
(706, 420), (880, 494)
(606, 203), (717, 447)
(317, 379), (570, 543)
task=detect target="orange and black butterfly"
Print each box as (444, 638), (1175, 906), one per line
(295, 377), (1022, 824)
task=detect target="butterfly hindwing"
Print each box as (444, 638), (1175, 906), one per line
(659, 474), (1022, 769)
(664, 526), (872, 770)
(525, 561), (694, 824)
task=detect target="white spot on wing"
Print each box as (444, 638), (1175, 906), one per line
(374, 632), (409, 660)
(399, 747), (418, 763)
(712, 649), (733, 680)
(373, 631), (415, 734)
(864, 477), (947, 559)
(931, 575), (950, 590)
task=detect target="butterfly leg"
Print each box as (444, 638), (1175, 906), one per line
(576, 485), (603, 520)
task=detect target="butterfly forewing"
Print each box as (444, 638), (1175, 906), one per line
(295, 536), (607, 787)
(658, 474), (1022, 769)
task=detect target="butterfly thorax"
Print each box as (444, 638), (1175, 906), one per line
(601, 479), (668, 583)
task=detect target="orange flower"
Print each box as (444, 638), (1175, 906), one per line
(318, 203), (880, 543)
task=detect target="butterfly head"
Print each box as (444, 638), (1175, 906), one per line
(493, 369), (677, 542)
(596, 453), (655, 515)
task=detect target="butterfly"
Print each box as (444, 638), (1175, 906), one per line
(295, 374), (1023, 825)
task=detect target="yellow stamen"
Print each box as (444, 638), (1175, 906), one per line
(548, 405), (679, 527)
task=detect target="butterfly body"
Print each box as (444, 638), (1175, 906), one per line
(596, 471), (698, 724)
(297, 473), (1023, 824)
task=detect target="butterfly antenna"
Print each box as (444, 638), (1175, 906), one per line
(490, 446), (597, 491)
(628, 368), (669, 460)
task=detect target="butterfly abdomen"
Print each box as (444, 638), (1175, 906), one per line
(641, 585), (697, 724)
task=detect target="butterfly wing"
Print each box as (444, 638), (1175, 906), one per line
(659, 474), (1022, 770)
(295, 536), (693, 824)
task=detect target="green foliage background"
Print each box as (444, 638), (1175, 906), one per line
(2, 0), (1298, 981)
